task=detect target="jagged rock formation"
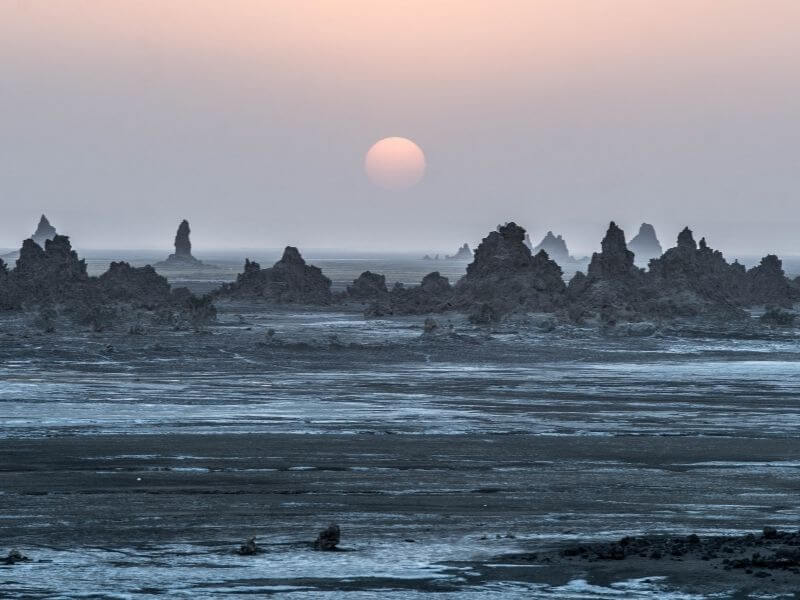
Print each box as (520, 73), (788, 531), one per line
(31, 215), (57, 247)
(452, 222), (566, 321)
(217, 247), (332, 304)
(567, 222), (645, 323)
(422, 253), (440, 260)
(0, 235), (215, 330)
(155, 220), (204, 268)
(367, 272), (453, 316)
(642, 228), (749, 318)
(627, 223), (663, 265)
(97, 262), (173, 307)
(12, 235), (90, 304)
(586, 222), (639, 281)
(747, 255), (795, 308)
(347, 271), (388, 301)
(532, 231), (572, 265)
(445, 243), (472, 260)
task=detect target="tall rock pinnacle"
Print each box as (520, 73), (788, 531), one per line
(155, 219), (204, 268)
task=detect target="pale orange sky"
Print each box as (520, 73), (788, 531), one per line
(1, 1), (800, 254)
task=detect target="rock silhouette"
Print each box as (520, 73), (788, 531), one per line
(445, 243), (473, 260)
(746, 255), (795, 308)
(644, 228), (749, 318)
(532, 231), (572, 265)
(347, 271), (389, 301)
(370, 271), (453, 316)
(218, 247), (332, 304)
(454, 223), (566, 321)
(627, 223), (663, 266)
(0, 234), (215, 329)
(155, 220), (204, 267)
(31, 215), (57, 247)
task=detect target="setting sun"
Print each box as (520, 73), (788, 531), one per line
(364, 137), (426, 190)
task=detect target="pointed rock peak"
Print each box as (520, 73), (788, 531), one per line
(31, 214), (57, 245)
(677, 227), (696, 251)
(601, 222), (627, 251)
(533, 230), (571, 261)
(628, 222), (663, 263)
(638, 223), (656, 236)
(699, 237), (708, 250)
(587, 222), (637, 280)
(279, 246), (306, 265)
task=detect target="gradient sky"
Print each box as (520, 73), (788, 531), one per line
(1, 0), (799, 255)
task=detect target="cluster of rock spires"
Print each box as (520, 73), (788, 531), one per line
(0, 223), (215, 331)
(423, 243), (473, 261)
(217, 220), (798, 327)
(445, 243), (473, 260)
(3, 213), (798, 331)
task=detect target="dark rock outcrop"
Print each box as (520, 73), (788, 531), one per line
(217, 247), (332, 304)
(313, 524), (341, 551)
(347, 271), (388, 301)
(374, 271), (453, 316)
(746, 255), (795, 308)
(586, 222), (639, 281)
(237, 537), (261, 556)
(643, 228), (749, 318)
(445, 243), (473, 260)
(566, 222), (645, 322)
(155, 220), (204, 268)
(3, 549), (30, 565)
(0, 235), (216, 330)
(532, 231), (572, 265)
(97, 262), (173, 307)
(11, 235), (89, 305)
(627, 223), (663, 266)
(454, 222), (566, 321)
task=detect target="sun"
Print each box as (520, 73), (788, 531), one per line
(364, 137), (426, 190)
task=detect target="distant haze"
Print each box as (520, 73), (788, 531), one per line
(2, 1), (800, 256)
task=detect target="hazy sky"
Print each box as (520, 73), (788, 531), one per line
(1, 0), (799, 255)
